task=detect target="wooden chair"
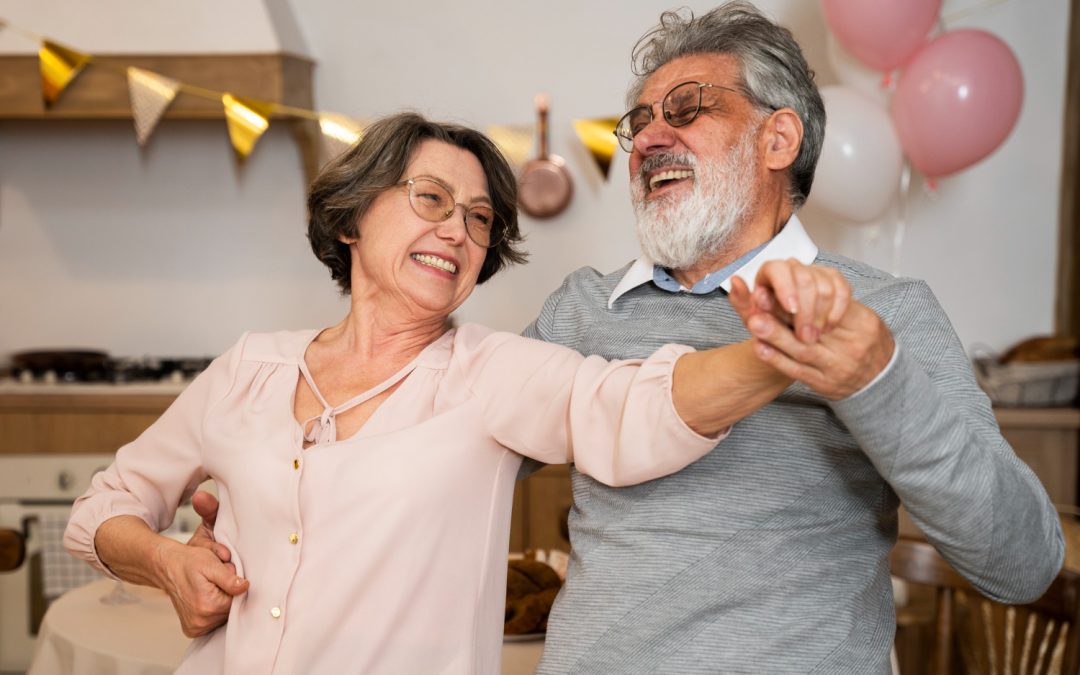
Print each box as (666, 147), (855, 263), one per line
(890, 537), (1080, 675)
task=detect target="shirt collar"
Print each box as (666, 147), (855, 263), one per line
(607, 213), (818, 309)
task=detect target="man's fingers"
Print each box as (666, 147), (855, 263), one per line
(206, 562), (249, 597)
(746, 313), (825, 370)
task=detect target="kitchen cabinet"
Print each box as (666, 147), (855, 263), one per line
(509, 464), (572, 553)
(0, 393), (176, 454)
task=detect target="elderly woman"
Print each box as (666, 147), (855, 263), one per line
(65, 113), (846, 675)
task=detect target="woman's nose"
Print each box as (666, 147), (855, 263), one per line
(435, 207), (469, 244)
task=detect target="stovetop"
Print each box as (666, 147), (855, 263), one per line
(0, 355), (213, 395)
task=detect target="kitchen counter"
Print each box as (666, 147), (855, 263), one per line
(0, 388), (179, 455)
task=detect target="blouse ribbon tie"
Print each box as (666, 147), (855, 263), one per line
(296, 348), (426, 446)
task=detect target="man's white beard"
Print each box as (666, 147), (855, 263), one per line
(632, 130), (759, 271)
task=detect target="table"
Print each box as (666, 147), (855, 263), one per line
(28, 580), (189, 675)
(28, 579), (545, 674)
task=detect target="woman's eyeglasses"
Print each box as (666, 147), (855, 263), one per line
(399, 177), (502, 248)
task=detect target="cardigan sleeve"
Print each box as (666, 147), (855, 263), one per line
(830, 281), (1064, 604)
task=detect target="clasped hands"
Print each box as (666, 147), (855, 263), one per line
(730, 259), (895, 401)
(173, 260), (895, 637)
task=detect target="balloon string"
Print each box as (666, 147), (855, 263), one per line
(941, 0), (1016, 25)
(892, 162), (912, 276)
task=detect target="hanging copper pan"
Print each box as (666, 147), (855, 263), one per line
(518, 93), (573, 219)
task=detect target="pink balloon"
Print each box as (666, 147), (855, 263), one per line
(821, 0), (941, 72)
(891, 29), (1023, 178)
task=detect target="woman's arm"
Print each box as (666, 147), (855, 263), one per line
(460, 263), (850, 485)
(65, 337), (250, 636)
(671, 341), (790, 437)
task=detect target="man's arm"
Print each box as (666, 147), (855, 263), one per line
(739, 277), (1064, 603)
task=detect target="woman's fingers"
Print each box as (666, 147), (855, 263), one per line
(826, 269), (851, 329)
(751, 261), (854, 343)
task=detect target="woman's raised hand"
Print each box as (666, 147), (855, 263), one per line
(729, 259), (851, 344)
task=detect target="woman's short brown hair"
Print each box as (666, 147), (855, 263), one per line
(307, 112), (527, 293)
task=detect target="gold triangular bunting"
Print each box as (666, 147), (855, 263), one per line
(222, 94), (274, 161)
(486, 124), (534, 170)
(40, 40), (92, 106)
(318, 112), (366, 163)
(127, 67), (181, 146)
(572, 117), (620, 180)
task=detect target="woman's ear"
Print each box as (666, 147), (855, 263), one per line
(762, 108), (803, 172)
(338, 223), (360, 245)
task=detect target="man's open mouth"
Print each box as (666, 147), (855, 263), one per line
(648, 169), (694, 193)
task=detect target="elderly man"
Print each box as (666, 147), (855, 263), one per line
(525, 3), (1062, 673)
(181, 3), (1062, 672)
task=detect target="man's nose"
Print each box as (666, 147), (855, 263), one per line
(633, 113), (677, 154)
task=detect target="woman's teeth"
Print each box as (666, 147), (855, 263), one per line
(649, 169), (694, 191)
(411, 253), (457, 274)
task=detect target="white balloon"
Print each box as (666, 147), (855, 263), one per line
(825, 33), (893, 109)
(808, 85), (904, 223)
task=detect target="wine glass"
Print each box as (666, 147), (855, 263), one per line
(99, 579), (139, 605)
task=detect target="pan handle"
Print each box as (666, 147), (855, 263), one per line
(534, 93), (550, 159)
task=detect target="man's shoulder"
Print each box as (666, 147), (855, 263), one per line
(559, 261), (635, 296)
(815, 250), (928, 299)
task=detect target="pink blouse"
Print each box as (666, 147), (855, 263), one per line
(65, 324), (720, 675)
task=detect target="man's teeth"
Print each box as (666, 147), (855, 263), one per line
(649, 169), (694, 191)
(411, 253), (457, 274)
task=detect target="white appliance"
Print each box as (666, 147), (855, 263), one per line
(0, 453), (200, 672)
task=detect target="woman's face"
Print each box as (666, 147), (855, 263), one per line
(344, 139), (491, 321)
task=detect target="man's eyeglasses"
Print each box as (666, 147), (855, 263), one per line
(614, 81), (747, 153)
(399, 177), (502, 248)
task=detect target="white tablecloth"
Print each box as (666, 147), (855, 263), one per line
(27, 579), (545, 675)
(28, 580), (189, 675)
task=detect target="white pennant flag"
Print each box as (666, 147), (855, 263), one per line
(126, 67), (181, 146)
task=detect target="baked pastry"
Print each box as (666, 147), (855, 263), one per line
(504, 559), (562, 635)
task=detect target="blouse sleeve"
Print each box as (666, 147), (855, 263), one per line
(63, 334), (248, 575)
(455, 324), (723, 487)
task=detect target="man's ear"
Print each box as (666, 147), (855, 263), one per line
(762, 108), (803, 172)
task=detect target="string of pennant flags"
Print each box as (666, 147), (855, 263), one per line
(1, 18), (620, 179)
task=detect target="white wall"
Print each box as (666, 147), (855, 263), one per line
(0, 0), (1069, 359)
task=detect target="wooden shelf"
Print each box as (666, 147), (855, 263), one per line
(0, 52), (321, 182)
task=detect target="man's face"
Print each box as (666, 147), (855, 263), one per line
(628, 53), (765, 208)
(627, 54), (767, 269)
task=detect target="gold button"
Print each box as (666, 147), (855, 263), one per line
(289, 533), (299, 545)
(293, 458), (300, 470)
(270, 606), (282, 619)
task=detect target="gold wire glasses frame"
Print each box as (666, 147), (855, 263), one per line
(613, 81), (747, 152)
(398, 177), (502, 249)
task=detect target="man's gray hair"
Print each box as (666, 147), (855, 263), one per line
(627, 2), (826, 209)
